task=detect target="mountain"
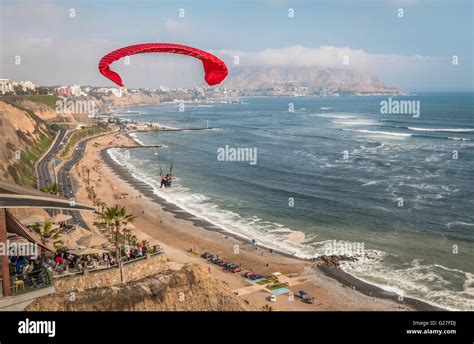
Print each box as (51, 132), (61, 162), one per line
(222, 66), (403, 94)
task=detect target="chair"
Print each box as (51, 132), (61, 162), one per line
(31, 277), (40, 288)
(13, 278), (25, 292)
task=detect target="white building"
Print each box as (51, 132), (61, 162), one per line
(111, 87), (127, 97)
(0, 79), (14, 94)
(70, 84), (81, 97)
(19, 81), (36, 92)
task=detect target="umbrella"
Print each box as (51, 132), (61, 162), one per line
(69, 247), (109, 255)
(64, 240), (79, 250)
(76, 234), (108, 247)
(50, 214), (73, 223)
(20, 214), (48, 225)
(124, 222), (136, 229)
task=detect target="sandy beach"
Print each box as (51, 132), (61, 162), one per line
(70, 131), (433, 311)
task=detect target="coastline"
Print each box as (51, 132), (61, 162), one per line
(85, 131), (443, 311)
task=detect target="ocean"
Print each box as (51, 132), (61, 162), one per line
(109, 93), (474, 310)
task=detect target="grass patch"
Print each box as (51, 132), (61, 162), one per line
(60, 126), (105, 158)
(23, 95), (59, 108)
(267, 283), (288, 290)
(1, 95), (58, 109)
(11, 135), (52, 188)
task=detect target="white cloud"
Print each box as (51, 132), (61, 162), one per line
(214, 45), (470, 91)
(216, 45), (439, 71)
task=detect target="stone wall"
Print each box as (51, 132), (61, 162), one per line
(53, 254), (167, 293)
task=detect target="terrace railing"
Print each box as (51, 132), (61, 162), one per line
(10, 268), (53, 296)
(52, 249), (165, 279)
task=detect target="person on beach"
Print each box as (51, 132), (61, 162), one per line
(160, 173), (167, 188)
(165, 174), (172, 187)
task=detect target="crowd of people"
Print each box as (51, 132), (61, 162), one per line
(48, 252), (119, 274)
(49, 241), (150, 274)
(10, 256), (51, 291)
(8, 240), (157, 294)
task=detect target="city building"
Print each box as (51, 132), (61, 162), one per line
(70, 84), (81, 97)
(19, 81), (36, 92)
(57, 86), (72, 97)
(0, 79), (14, 95)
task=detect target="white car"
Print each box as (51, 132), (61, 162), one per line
(269, 295), (277, 302)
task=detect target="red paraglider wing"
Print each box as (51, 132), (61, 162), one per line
(98, 43), (228, 87)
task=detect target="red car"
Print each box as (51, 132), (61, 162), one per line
(231, 266), (241, 273)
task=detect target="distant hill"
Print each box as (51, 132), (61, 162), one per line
(222, 66), (403, 95)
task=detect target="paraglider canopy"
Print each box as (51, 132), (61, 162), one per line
(98, 43), (228, 87)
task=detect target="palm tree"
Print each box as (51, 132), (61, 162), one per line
(32, 222), (63, 257)
(122, 228), (133, 246)
(261, 304), (273, 312)
(101, 205), (136, 262)
(98, 200), (107, 215)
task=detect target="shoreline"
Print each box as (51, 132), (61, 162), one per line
(99, 137), (444, 311)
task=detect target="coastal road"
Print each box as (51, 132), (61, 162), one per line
(36, 128), (91, 229)
(37, 128), (67, 190)
(57, 140), (90, 229)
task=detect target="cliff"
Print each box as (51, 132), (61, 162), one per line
(26, 264), (250, 311)
(0, 100), (52, 186)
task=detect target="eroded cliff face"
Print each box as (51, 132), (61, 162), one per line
(0, 100), (52, 185)
(26, 264), (250, 311)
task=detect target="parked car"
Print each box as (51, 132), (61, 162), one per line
(249, 274), (263, 280)
(219, 260), (227, 267)
(303, 295), (315, 304)
(297, 290), (315, 303)
(212, 258), (223, 265)
(201, 252), (212, 259)
(268, 295), (277, 302)
(224, 263), (236, 270)
(231, 266), (241, 273)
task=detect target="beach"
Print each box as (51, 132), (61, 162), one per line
(68, 130), (434, 311)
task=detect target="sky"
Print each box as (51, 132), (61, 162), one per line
(0, 0), (472, 91)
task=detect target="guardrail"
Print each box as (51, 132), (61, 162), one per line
(52, 249), (165, 279)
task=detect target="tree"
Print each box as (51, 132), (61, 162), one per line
(40, 183), (61, 195)
(122, 228), (133, 246)
(101, 205), (136, 262)
(261, 304), (273, 312)
(32, 222), (63, 257)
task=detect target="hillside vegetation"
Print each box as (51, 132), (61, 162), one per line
(0, 100), (53, 186)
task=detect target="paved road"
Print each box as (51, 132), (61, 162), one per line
(0, 195), (94, 210)
(37, 128), (67, 190)
(36, 129), (91, 229)
(57, 140), (90, 229)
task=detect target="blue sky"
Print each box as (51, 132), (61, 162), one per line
(1, 0), (472, 90)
